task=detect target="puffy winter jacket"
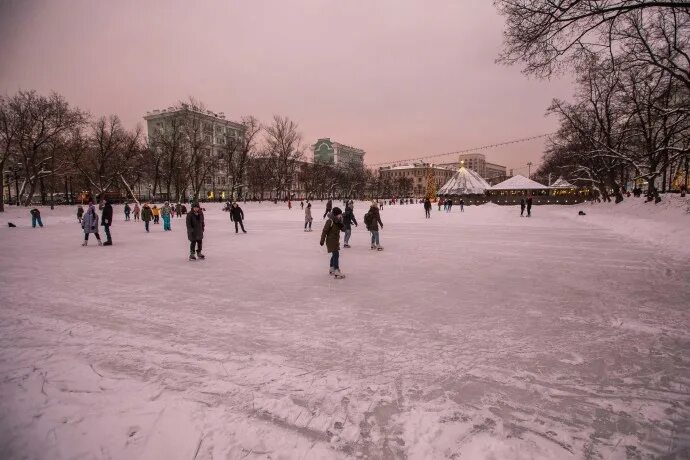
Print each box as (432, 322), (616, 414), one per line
(82, 209), (99, 233)
(101, 202), (113, 226)
(342, 207), (357, 230)
(141, 206), (153, 222)
(320, 217), (343, 253)
(364, 207), (383, 231)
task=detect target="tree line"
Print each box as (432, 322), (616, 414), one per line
(497, 0), (690, 202)
(0, 93), (386, 212)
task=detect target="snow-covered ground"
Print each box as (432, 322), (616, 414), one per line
(0, 198), (688, 459)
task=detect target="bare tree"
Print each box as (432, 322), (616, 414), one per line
(0, 95), (24, 211)
(179, 99), (214, 201)
(264, 115), (304, 200)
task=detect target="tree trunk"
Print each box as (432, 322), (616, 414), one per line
(0, 160), (4, 212)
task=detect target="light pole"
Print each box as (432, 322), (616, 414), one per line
(527, 162), (533, 179)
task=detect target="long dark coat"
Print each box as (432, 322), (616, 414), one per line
(101, 202), (113, 226)
(186, 211), (205, 241)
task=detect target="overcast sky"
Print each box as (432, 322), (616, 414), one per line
(0, 0), (574, 174)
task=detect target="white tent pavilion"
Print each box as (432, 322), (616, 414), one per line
(550, 176), (575, 188)
(490, 175), (549, 191)
(437, 167), (490, 196)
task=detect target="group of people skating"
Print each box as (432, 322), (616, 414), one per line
(317, 199), (383, 279)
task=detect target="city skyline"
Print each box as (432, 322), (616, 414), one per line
(0, 0), (574, 174)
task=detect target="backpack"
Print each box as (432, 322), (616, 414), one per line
(363, 212), (372, 227)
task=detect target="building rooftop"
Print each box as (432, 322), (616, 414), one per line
(491, 175), (548, 190)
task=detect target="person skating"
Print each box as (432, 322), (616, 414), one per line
(124, 202), (131, 221)
(342, 204), (358, 248)
(161, 201), (172, 231)
(77, 205), (84, 223)
(101, 198), (113, 245)
(152, 205), (160, 224)
(133, 202), (140, 221)
(304, 202), (313, 232)
(186, 202), (205, 260)
(323, 199), (332, 219)
(364, 202), (384, 250)
(30, 208), (43, 228)
(520, 197), (526, 217)
(288, 200), (292, 210)
(320, 207), (345, 278)
(438, 199), (443, 212)
(175, 202), (182, 218)
(230, 202), (246, 233)
(446, 199), (453, 212)
(424, 198), (432, 218)
(300, 200), (304, 210)
(141, 202), (153, 232)
(459, 199), (464, 212)
(81, 203), (102, 246)
(526, 196), (533, 217)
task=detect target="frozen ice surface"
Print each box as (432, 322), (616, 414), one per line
(0, 198), (689, 459)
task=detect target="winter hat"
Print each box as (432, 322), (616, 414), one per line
(371, 201), (379, 209)
(331, 207), (343, 215)
(192, 202), (200, 208)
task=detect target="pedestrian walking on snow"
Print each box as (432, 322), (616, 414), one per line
(304, 202), (313, 231)
(101, 199), (113, 245)
(363, 202), (384, 250)
(230, 202), (246, 233)
(323, 199), (333, 219)
(186, 202), (205, 260)
(81, 203), (102, 246)
(424, 198), (432, 218)
(77, 205), (84, 223)
(161, 201), (172, 231)
(124, 203), (131, 221)
(133, 203), (140, 221)
(30, 208), (43, 228)
(342, 204), (358, 248)
(320, 207), (345, 278)
(141, 203), (153, 232)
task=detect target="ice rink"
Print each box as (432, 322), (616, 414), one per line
(1, 200), (688, 459)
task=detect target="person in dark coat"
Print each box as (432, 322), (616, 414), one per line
(124, 203), (131, 221)
(342, 204), (358, 248)
(446, 199), (453, 212)
(520, 197), (526, 217)
(101, 199), (113, 245)
(364, 202), (384, 250)
(459, 199), (465, 212)
(77, 205), (84, 223)
(30, 208), (43, 228)
(526, 196), (533, 217)
(323, 199), (333, 219)
(186, 202), (205, 260)
(320, 207), (344, 277)
(423, 198), (432, 218)
(230, 202), (246, 233)
(175, 202), (182, 218)
(141, 202), (153, 232)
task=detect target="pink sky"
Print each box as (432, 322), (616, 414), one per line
(0, 0), (573, 173)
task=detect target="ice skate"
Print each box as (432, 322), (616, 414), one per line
(376, 245), (384, 251)
(189, 253), (197, 261)
(333, 269), (346, 279)
(329, 267), (335, 276)
(82, 241), (87, 247)
(196, 252), (205, 260)
(344, 244), (351, 248)
(371, 245), (376, 250)
(97, 240), (103, 246)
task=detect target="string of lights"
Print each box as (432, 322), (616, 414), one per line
(369, 133), (553, 168)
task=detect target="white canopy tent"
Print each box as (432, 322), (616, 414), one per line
(490, 175), (548, 191)
(550, 177), (576, 188)
(438, 167), (490, 195)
